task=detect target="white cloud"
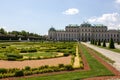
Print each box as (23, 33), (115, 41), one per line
(115, 0), (120, 4)
(62, 8), (79, 15)
(88, 13), (120, 29)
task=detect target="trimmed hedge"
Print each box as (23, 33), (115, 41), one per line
(6, 53), (23, 61)
(0, 64), (75, 79)
(15, 70), (24, 77)
(109, 38), (115, 49)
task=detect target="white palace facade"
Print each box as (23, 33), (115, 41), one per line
(48, 22), (120, 42)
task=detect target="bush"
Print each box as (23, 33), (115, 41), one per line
(8, 68), (19, 73)
(58, 64), (64, 68)
(20, 49), (27, 53)
(7, 57), (17, 61)
(94, 41), (97, 45)
(24, 66), (31, 70)
(2, 46), (6, 48)
(28, 48), (37, 52)
(109, 38), (115, 49)
(91, 40), (94, 44)
(24, 71), (33, 75)
(0, 68), (7, 73)
(103, 40), (106, 47)
(65, 65), (73, 70)
(39, 65), (49, 70)
(6, 53), (23, 60)
(117, 42), (120, 45)
(15, 70), (24, 77)
(63, 53), (69, 56)
(98, 39), (101, 46)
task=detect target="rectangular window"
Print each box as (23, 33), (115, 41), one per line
(114, 34), (116, 37)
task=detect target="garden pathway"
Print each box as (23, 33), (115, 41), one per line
(81, 42), (120, 72)
(0, 56), (71, 69)
(73, 45), (80, 68)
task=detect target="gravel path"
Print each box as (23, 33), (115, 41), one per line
(81, 42), (120, 72)
(0, 56), (71, 69)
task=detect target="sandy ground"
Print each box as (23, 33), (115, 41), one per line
(0, 56), (71, 69)
(82, 42), (120, 72)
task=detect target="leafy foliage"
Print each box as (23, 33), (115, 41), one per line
(5, 53), (23, 61)
(98, 39), (101, 46)
(109, 38), (115, 49)
(103, 40), (106, 47)
(15, 70), (24, 77)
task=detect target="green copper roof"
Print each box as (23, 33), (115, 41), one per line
(49, 27), (56, 31)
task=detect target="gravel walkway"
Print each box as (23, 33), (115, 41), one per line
(0, 56), (71, 69)
(81, 42), (120, 72)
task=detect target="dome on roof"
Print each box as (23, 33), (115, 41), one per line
(49, 27), (56, 31)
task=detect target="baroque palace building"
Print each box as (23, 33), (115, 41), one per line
(48, 22), (120, 42)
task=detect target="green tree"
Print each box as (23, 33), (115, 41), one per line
(90, 40), (92, 44)
(0, 28), (7, 34)
(94, 40), (97, 45)
(98, 39), (101, 46)
(109, 38), (115, 49)
(91, 39), (94, 44)
(21, 30), (28, 36)
(103, 40), (106, 47)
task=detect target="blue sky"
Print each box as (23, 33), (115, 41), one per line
(0, 0), (120, 35)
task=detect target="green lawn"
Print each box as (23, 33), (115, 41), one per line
(18, 43), (114, 80)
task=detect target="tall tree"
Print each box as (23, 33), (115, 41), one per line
(109, 38), (115, 49)
(98, 39), (101, 46)
(0, 28), (7, 34)
(103, 40), (106, 47)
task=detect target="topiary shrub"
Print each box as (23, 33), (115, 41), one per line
(0, 68), (7, 74)
(28, 48), (37, 52)
(24, 66), (31, 70)
(6, 53), (23, 61)
(103, 40), (106, 47)
(24, 71), (33, 75)
(98, 39), (101, 46)
(20, 48), (27, 53)
(65, 65), (73, 70)
(58, 64), (64, 68)
(109, 38), (115, 49)
(94, 41), (97, 45)
(2, 46), (6, 48)
(15, 70), (24, 77)
(118, 42), (120, 45)
(63, 53), (69, 56)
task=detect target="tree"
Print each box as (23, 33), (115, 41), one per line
(98, 39), (101, 46)
(91, 39), (94, 44)
(94, 40), (97, 45)
(21, 30), (28, 36)
(109, 38), (115, 49)
(90, 40), (92, 44)
(0, 28), (7, 34)
(103, 40), (106, 47)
